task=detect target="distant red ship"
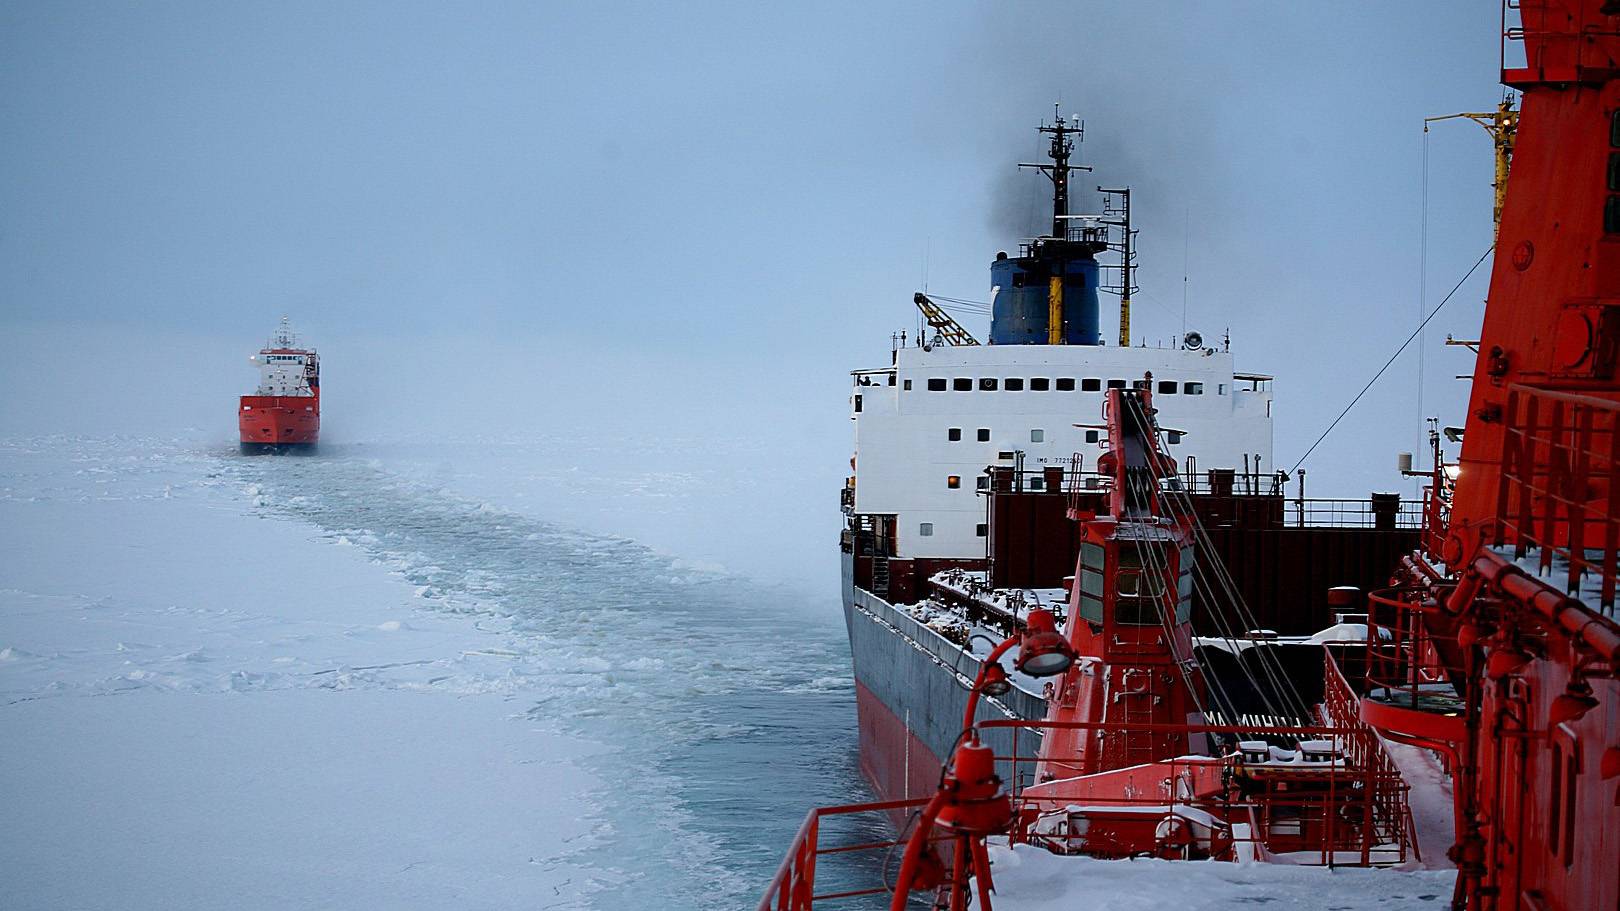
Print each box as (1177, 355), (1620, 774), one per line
(239, 317), (319, 454)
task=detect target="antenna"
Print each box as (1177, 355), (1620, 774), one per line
(1019, 114), (1091, 239)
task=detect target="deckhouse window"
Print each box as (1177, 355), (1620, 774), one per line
(948, 428), (962, 441)
(976, 523), (987, 537)
(1184, 382), (1204, 395)
(953, 378), (972, 391)
(1107, 379), (1127, 389)
(977, 429), (990, 442)
(1030, 377), (1050, 391)
(1167, 431), (1184, 444)
(1056, 378), (1076, 391)
(1158, 381), (1177, 394)
(919, 523), (934, 536)
(947, 475), (961, 489)
(1005, 378), (1024, 391)
(1115, 543), (1171, 626)
(1030, 429), (1045, 442)
(1081, 378), (1101, 392)
(928, 378), (947, 391)
(1086, 430), (1100, 443)
(979, 377), (998, 391)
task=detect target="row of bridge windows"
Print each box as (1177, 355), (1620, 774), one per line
(917, 376), (1208, 395)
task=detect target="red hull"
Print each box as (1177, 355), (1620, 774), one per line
(854, 679), (946, 810)
(239, 394), (319, 450)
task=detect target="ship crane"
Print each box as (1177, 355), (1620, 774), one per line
(913, 292), (980, 346)
(1424, 96), (1519, 233)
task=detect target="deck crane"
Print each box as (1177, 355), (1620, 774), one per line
(913, 292), (980, 346)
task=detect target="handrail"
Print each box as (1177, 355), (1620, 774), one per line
(756, 797), (932, 911)
(1496, 382), (1620, 615)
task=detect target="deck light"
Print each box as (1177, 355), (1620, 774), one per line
(1486, 646), (1531, 679)
(1016, 608), (1076, 677)
(1549, 679), (1598, 726)
(980, 662), (1012, 697)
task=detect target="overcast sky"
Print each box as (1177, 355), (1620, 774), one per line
(3, 2), (1501, 504)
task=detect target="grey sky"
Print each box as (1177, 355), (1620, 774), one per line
(3, 2), (1499, 508)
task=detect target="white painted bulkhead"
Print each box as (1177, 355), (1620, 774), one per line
(850, 343), (1273, 561)
(249, 351), (315, 397)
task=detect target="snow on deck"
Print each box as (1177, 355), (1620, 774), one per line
(985, 843), (1456, 910)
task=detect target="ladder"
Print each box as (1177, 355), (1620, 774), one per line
(871, 554), (891, 598)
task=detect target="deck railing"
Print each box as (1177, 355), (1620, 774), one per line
(756, 796), (933, 911)
(979, 716), (1412, 868)
(1496, 383), (1620, 614)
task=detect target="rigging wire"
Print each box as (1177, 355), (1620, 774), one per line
(1418, 125), (1431, 464)
(1125, 399), (1314, 722)
(1288, 244), (1494, 475)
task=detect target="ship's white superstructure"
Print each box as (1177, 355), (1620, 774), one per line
(248, 318), (317, 397)
(850, 342), (1273, 560)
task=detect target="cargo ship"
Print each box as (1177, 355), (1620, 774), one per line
(837, 114), (1416, 817)
(239, 317), (320, 454)
(762, 3), (1620, 909)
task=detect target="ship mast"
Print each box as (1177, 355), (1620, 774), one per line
(1020, 107), (1092, 345)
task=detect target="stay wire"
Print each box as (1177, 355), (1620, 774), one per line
(1288, 244), (1494, 475)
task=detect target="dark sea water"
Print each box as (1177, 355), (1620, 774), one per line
(233, 450), (884, 909)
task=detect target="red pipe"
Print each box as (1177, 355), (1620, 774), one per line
(1468, 550), (1620, 661)
(962, 637), (1018, 732)
(889, 792), (946, 911)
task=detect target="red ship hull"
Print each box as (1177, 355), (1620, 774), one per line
(238, 394), (319, 453)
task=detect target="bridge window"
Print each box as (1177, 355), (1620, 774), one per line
(977, 429), (990, 442)
(1030, 377), (1050, 391)
(953, 378), (972, 391)
(1184, 382), (1204, 395)
(1005, 377), (1025, 391)
(928, 378), (947, 391)
(1115, 543), (1170, 626)
(1030, 429), (1044, 443)
(1056, 378), (1076, 391)
(1081, 378), (1101, 392)
(948, 428), (962, 441)
(1158, 381), (1177, 394)
(1107, 379), (1127, 389)
(979, 377), (998, 391)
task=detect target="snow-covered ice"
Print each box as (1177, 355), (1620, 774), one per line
(0, 435), (869, 909)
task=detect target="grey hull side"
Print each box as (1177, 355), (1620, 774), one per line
(841, 552), (1046, 798)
